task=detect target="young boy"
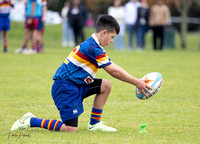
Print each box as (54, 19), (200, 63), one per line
(11, 15), (151, 132)
(36, 0), (47, 53)
(0, 0), (14, 53)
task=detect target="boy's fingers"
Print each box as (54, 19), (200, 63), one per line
(139, 85), (152, 95)
(139, 89), (143, 95)
(145, 88), (151, 94)
(144, 79), (153, 90)
(142, 89), (147, 96)
(146, 84), (152, 90)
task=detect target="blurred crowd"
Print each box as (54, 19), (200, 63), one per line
(0, 0), (170, 54)
(61, 0), (170, 52)
(109, 0), (170, 51)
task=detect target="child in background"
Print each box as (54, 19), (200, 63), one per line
(0, 0), (14, 53)
(36, 0), (47, 53)
(15, 0), (46, 54)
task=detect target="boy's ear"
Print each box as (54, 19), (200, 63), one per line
(101, 30), (107, 37)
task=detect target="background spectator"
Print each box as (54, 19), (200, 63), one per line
(149, 0), (170, 50)
(135, 0), (150, 51)
(67, 0), (87, 46)
(108, 0), (125, 51)
(0, 0), (14, 53)
(37, 0), (47, 53)
(85, 13), (94, 28)
(61, 1), (74, 47)
(124, 0), (140, 50)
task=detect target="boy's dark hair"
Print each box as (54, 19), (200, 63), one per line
(95, 15), (120, 34)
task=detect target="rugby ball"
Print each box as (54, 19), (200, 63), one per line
(135, 72), (163, 100)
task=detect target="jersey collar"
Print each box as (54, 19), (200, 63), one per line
(91, 33), (105, 51)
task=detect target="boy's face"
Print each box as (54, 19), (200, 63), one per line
(100, 30), (117, 47)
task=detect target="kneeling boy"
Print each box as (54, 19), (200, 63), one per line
(11, 15), (151, 132)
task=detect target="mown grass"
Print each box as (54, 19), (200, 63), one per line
(0, 22), (199, 144)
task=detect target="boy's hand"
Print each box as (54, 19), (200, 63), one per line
(42, 16), (46, 23)
(27, 18), (33, 24)
(135, 79), (152, 96)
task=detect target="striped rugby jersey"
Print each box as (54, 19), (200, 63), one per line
(53, 33), (112, 85)
(0, 0), (13, 16)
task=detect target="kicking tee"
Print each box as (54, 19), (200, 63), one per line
(53, 33), (112, 85)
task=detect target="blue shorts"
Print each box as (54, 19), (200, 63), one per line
(37, 17), (44, 31)
(51, 80), (90, 122)
(0, 16), (10, 31)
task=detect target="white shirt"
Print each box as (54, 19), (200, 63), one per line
(108, 6), (125, 25)
(61, 6), (69, 20)
(124, 1), (140, 25)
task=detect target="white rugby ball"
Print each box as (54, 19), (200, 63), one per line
(135, 72), (163, 100)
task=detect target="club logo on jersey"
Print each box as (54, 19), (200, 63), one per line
(84, 76), (93, 84)
(73, 109), (78, 114)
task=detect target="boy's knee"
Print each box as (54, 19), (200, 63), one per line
(60, 124), (78, 132)
(101, 79), (112, 93)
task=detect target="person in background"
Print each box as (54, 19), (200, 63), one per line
(61, 1), (74, 47)
(36, 0), (47, 53)
(15, 0), (45, 54)
(67, 0), (87, 46)
(135, 0), (150, 51)
(0, 0), (14, 53)
(15, 0), (29, 54)
(124, 0), (140, 50)
(85, 13), (94, 28)
(108, 0), (125, 51)
(149, 0), (170, 50)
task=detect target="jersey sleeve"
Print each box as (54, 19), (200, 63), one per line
(82, 38), (112, 69)
(95, 52), (111, 68)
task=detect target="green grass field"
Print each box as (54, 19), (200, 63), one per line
(0, 22), (200, 144)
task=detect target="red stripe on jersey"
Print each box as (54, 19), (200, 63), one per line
(76, 50), (90, 61)
(0, 3), (10, 6)
(76, 50), (98, 68)
(95, 53), (106, 59)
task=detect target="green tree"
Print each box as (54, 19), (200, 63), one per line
(175, 0), (200, 49)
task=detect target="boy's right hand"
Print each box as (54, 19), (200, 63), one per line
(135, 79), (152, 96)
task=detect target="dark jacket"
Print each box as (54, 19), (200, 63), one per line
(67, 4), (87, 28)
(135, 6), (150, 31)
